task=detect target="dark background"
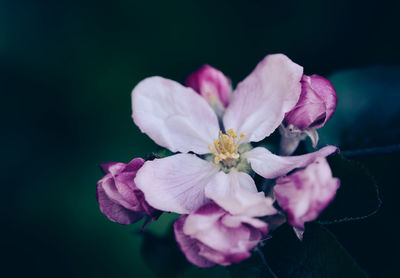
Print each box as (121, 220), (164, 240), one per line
(1, 0), (399, 277)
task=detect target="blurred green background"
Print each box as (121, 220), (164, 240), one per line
(1, 0), (400, 277)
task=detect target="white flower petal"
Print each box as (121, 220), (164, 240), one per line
(244, 146), (338, 179)
(132, 76), (220, 154)
(223, 54), (303, 142)
(205, 169), (277, 217)
(135, 154), (219, 214)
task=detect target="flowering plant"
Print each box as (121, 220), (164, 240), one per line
(96, 54), (378, 277)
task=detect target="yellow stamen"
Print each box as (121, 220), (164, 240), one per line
(208, 129), (246, 165)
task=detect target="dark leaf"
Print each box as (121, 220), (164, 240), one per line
(228, 249), (272, 278)
(228, 223), (368, 278)
(318, 154), (381, 224)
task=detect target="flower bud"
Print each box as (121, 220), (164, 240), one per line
(174, 202), (268, 267)
(274, 158), (340, 230)
(280, 75), (337, 155)
(96, 158), (159, 225)
(284, 74), (337, 130)
(185, 65), (232, 116)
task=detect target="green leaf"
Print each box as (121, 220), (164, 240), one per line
(228, 223), (368, 278)
(320, 66), (400, 151)
(145, 148), (175, 160)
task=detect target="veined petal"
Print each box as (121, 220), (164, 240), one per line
(204, 169), (277, 217)
(132, 76), (220, 154)
(134, 154), (219, 214)
(244, 146), (338, 179)
(223, 54), (303, 142)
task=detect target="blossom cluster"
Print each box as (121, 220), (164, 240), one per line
(96, 54), (340, 267)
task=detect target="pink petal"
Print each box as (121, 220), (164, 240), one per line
(204, 169), (277, 217)
(284, 74), (337, 130)
(274, 158), (340, 229)
(97, 182), (145, 225)
(174, 216), (216, 268)
(96, 158), (153, 225)
(244, 146), (338, 179)
(306, 75), (337, 128)
(184, 205), (255, 255)
(134, 154), (219, 214)
(223, 54), (303, 142)
(132, 77), (219, 154)
(221, 214), (269, 235)
(183, 204), (226, 236)
(174, 202), (267, 267)
(185, 65), (232, 114)
(99, 162), (120, 174)
(101, 174), (141, 211)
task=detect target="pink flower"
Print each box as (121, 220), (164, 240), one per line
(284, 75), (337, 130)
(274, 158), (340, 230)
(174, 202), (268, 267)
(185, 65), (232, 116)
(131, 54), (338, 216)
(96, 158), (159, 225)
(279, 75), (338, 155)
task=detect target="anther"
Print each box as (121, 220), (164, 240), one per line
(208, 129), (246, 166)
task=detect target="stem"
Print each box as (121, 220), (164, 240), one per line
(255, 247), (277, 278)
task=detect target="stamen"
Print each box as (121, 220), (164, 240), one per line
(208, 129), (246, 165)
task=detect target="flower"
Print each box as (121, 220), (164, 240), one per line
(274, 157), (340, 230)
(96, 158), (159, 225)
(284, 75), (337, 130)
(131, 54), (338, 216)
(174, 202), (268, 267)
(279, 74), (337, 155)
(185, 65), (232, 116)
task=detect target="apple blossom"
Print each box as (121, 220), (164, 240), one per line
(131, 54), (338, 217)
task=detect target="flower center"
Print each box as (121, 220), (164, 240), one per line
(208, 129), (246, 165)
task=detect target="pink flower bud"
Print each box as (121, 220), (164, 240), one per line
(174, 202), (268, 267)
(284, 74), (337, 130)
(274, 158), (340, 230)
(185, 65), (232, 115)
(96, 158), (159, 225)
